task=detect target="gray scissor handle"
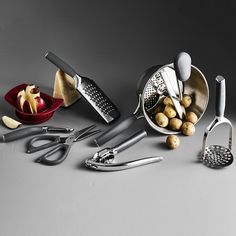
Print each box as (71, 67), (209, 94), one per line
(26, 135), (62, 153)
(35, 142), (73, 166)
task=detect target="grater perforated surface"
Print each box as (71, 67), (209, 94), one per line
(79, 78), (119, 123)
(144, 71), (167, 110)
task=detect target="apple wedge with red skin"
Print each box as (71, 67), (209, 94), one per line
(16, 85), (47, 114)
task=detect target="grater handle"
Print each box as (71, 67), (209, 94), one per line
(113, 130), (147, 154)
(215, 75), (226, 118)
(94, 115), (137, 146)
(45, 52), (77, 78)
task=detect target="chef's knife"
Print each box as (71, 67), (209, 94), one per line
(0, 126), (73, 143)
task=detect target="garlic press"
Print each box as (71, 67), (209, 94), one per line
(86, 130), (163, 171)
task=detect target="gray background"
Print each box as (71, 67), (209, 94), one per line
(0, 0), (236, 235)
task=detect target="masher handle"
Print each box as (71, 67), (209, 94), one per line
(215, 75), (226, 117)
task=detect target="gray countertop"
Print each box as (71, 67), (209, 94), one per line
(0, 1), (236, 235)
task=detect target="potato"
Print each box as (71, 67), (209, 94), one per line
(153, 103), (165, 114)
(185, 111), (198, 124)
(155, 112), (169, 127)
(181, 122), (195, 136)
(163, 97), (173, 106)
(169, 118), (182, 131)
(181, 95), (192, 108)
(164, 105), (176, 118)
(166, 135), (180, 149)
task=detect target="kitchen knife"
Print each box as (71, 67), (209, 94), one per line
(0, 126), (73, 143)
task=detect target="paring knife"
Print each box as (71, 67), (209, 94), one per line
(0, 126), (73, 143)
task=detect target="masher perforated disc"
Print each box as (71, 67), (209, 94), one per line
(202, 145), (233, 168)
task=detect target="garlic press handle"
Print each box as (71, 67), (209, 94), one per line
(94, 115), (137, 146)
(215, 75), (226, 118)
(113, 130), (147, 154)
(85, 156), (163, 171)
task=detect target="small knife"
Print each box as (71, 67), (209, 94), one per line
(0, 126), (74, 143)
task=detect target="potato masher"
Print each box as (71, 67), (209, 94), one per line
(201, 76), (233, 168)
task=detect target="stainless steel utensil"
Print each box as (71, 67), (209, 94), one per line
(0, 126), (74, 143)
(201, 76), (233, 168)
(159, 68), (185, 119)
(86, 130), (163, 171)
(174, 52), (192, 101)
(95, 64), (209, 146)
(45, 52), (120, 124)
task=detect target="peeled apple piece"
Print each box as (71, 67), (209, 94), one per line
(17, 89), (34, 113)
(28, 87), (46, 113)
(2, 116), (22, 129)
(16, 85), (47, 114)
(53, 69), (81, 107)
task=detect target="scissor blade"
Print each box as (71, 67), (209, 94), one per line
(73, 125), (96, 141)
(76, 129), (101, 142)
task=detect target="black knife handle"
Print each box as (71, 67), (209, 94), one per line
(1, 127), (45, 142)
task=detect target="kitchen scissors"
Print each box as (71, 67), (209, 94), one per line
(26, 125), (100, 165)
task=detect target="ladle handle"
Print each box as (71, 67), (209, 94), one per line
(94, 115), (137, 146)
(215, 76), (226, 117)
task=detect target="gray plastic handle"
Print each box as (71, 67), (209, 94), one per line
(113, 130), (147, 153)
(174, 52), (192, 82)
(27, 135), (61, 153)
(94, 115), (137, 146)
(45, 52), (77, 78)
(1, 127), (45, 142)
(36, 143), (72, 166)
(215, 75), (226, 117)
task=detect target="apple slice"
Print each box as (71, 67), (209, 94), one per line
(27, 87), (40, 113)
(25, 84), (36, 97)
(2, 116), (22, 129)
(27, 87), (46, 113)
(17, 89), (34, 113)
(17, 89), (26, 111)
(16, 84), (47, 114)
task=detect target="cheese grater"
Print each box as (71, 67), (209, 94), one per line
(45, 52), (120, 123)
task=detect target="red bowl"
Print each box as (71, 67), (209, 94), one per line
(4, 84), (64, 124)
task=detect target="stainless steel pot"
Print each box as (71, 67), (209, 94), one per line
(95, 64), (209, 146)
